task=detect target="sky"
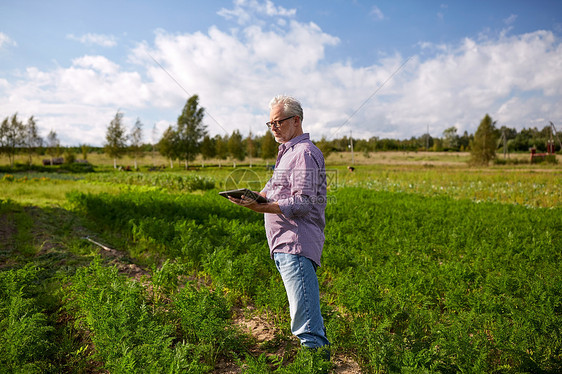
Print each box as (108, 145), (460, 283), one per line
(1, 0), (561, 146)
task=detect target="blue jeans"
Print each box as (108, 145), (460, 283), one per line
(274, 252), (330, 349)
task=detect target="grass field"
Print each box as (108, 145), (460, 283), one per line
(1, 152), (561, 373)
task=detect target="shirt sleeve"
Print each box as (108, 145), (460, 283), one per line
(260, 182), (269, 198)
(278, 194), (313, 218)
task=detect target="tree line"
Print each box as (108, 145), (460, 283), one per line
(1, 94), (560, 168)
(103, 95), (279, 169)
(321, 122), (559, 155)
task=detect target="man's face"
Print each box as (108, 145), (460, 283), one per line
(269, 104), (299, 144)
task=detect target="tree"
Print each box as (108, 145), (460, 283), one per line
(261, 130), (278, 159)
(228, 130), (245, 161)
(80, 144), (90, 160)
(63, 147), (76, 165)
(129, 118), (143, 170)
(470, 114), (498, 165)
(46, 130), (60, 165)
(511, 127), (535, 152)
(249, 133), (262, 158)
(2, 114), (26, 166)
(497, 126), (518, 154)
(214, 134), (229, 166)
(105, 111), (128, 169)
(432, 138), (443, 152)
(314, 136), (334, 158)
(354, 138), (375, 153)
(151, 124), (158, 164)
(176, 95), (207, 169)
(442, 126), (459, 151)
(0, 114), (26, 166)
(536, 125), (553, 152)
(459, 131), (472, 151)
(200, 135), (216, 161)
(0, 117), (6, 157)
(24, 116), (43, 165)
(158, 125), (178, 168)
(499, 126), (518, 141)
(368, 136), (379, 152)
(419, 133), (434, 150)
(246, 131), (256, 166)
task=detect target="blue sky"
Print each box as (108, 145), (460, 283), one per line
(1, 0), (561, 145)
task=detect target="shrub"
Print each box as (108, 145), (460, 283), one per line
(531, 154), (558, 164)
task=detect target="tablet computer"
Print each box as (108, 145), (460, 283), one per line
(219, 188), (268, 204)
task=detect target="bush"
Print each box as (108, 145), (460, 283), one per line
(531, 154), (558, 164)
(63, 150), (76, 165)
(84, 172), (215, 191)
(493, 157), (528, 165)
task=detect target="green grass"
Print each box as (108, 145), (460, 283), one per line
(63, 186), (561, 372)
(1, 160), (561, 372)
(0, 265), (56, 373)
(3, 156), (561, 208)
(0, 175), (122, 208)
(331, 165), (562, 208)
(324, 188), (561, 372)
(63, 257), (233, 373)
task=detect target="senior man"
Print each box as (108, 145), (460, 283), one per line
(229, 95), (330, 355)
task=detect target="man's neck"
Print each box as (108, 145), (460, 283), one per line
(280, 129), (304, 144)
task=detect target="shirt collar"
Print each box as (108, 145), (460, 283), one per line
(278, 133), (310, 152)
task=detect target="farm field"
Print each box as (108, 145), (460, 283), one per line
(0, 153), (561, 373)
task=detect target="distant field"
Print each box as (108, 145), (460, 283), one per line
(2, 150), (560, 169)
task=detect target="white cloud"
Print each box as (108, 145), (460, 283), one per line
(132, 23), (561, 141)
(129, 15), (340, 137)
(1, 0), (561, 146)
(67, 33), (117, 47)
(504, 14), (518, 25)
(218, 0), (296, 25)
(0, 55), (150, 145)
(392, 30), (562, 137)
(72, 55), (120, 75)
(0, 32), (17, 48)
(370, 6), (384, 21)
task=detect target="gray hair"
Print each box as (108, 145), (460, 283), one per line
(269, 95), (304, 123)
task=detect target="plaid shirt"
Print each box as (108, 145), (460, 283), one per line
(261, 133), (327, 266)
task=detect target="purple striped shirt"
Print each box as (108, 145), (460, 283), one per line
(260, 133), (327, 266)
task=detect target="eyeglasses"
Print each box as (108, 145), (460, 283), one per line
(266, 115), (296, 129)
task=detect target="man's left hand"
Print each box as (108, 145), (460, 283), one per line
(228, 196), (282, 214)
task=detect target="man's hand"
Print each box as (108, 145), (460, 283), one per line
(228, 196), (282, 214)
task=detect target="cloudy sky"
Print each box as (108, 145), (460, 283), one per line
(1, 0), (561, 146)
